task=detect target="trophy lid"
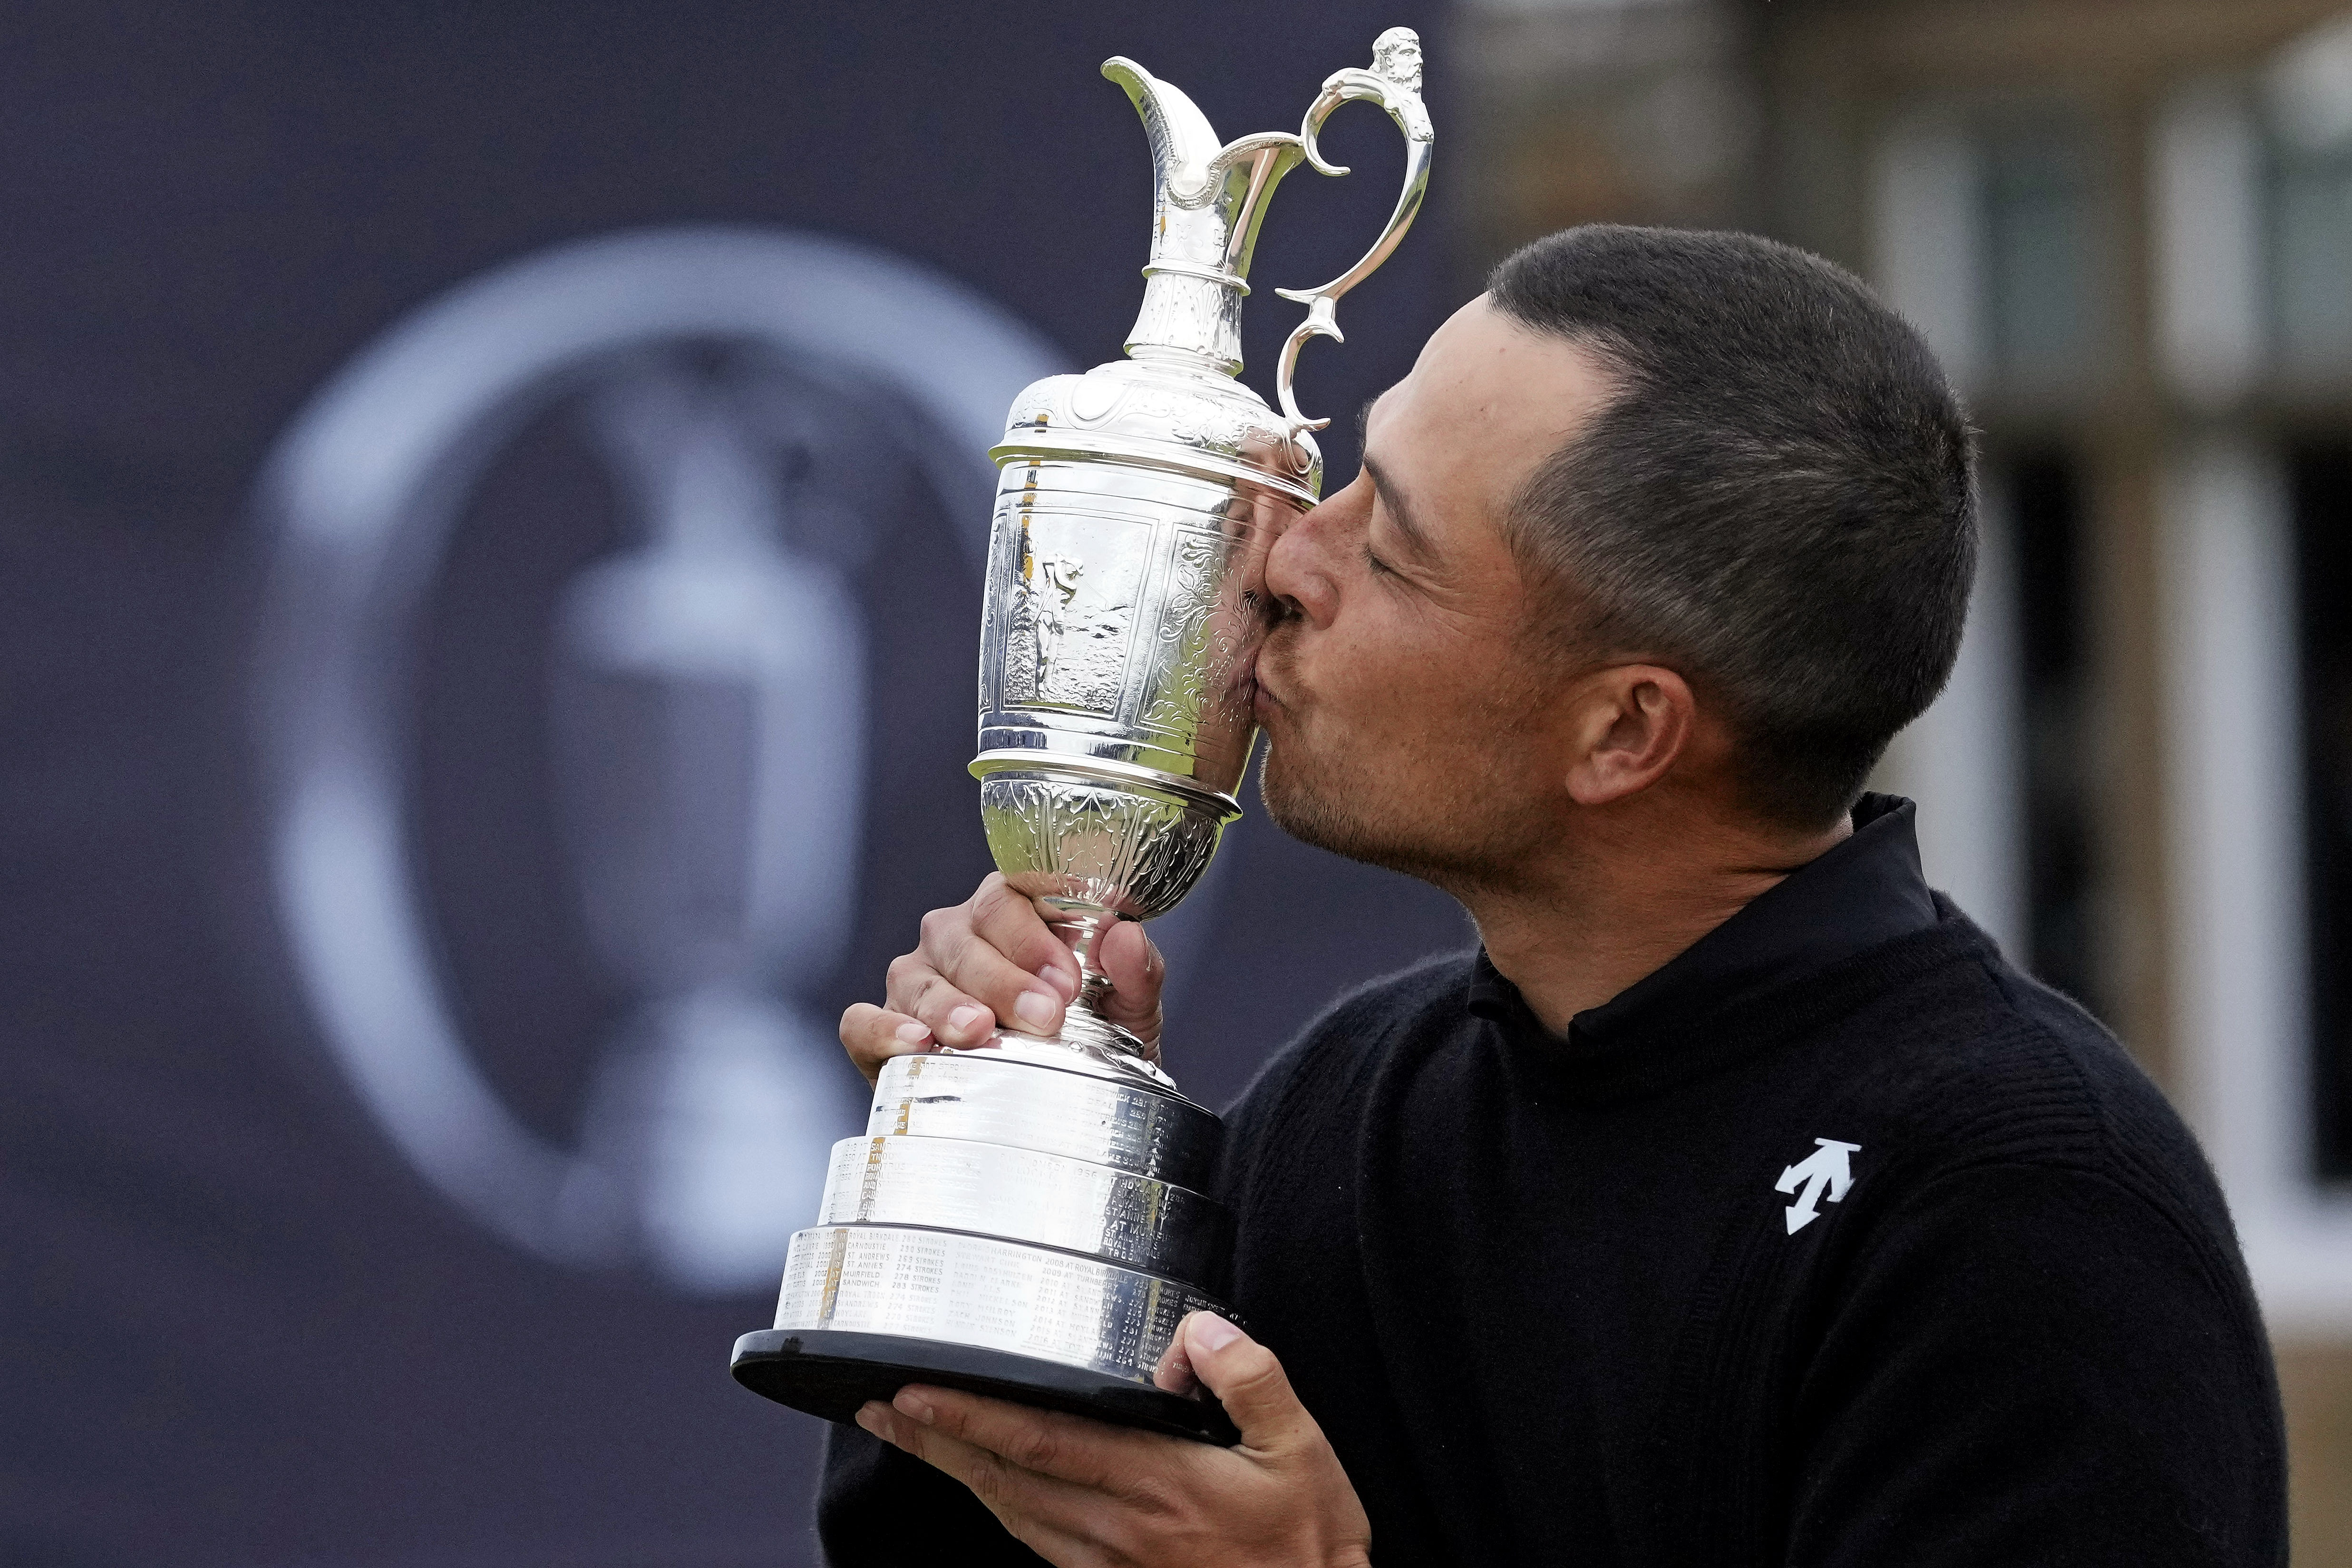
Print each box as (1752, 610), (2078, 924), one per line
(1100, 28), (1432, 415)
(1100, 58), (1306, 357)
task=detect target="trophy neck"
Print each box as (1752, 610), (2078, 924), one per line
(1125, 274), (1247, 378)
(1102, 56), (1306, 378)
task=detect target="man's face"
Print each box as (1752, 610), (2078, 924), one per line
(1252, 296), (1617, 888)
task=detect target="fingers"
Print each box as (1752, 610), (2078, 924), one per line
(839, 1003), (933, 1088)
(893, 878), (1075, 1043)
(883, 948), (1006, 1049)
(851, 876), (1174, 1087)
(1152, 1326), (1200, 1396)
(1177, 1314), (1317, 1455)
(967, 877), (1081, 999)
(856, 1398), (1124, 1563)
(1092, 920), (1166, 1052)
(884, 1386), (1164, 1491)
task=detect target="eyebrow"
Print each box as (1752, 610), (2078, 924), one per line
(1361, 449), (1437, 564)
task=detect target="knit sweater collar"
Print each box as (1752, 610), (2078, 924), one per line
(1467, 795), (1961, 1101)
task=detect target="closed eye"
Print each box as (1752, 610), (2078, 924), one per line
(1362, 542), (1396, 577)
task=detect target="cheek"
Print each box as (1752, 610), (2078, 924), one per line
(1307, 602), (1495, 732)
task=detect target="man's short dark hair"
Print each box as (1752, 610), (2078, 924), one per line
(1487, 225), (1977, 830)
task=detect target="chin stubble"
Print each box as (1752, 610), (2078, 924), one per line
(1257, 739), (1508, 894)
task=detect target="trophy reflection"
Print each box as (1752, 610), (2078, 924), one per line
(733, 27), (1434, 1440)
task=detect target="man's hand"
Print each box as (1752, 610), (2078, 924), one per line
(855, 1311), (1371, 1568)
(837, 873), (1167, 1086)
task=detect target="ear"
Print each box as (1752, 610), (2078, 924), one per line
(1562, 664), (1695, 807)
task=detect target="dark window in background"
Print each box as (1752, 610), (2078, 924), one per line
(2269, 130), (2352, 383)
(2008, 448), (2105, 1019)
(2292, 440), (2352, 1182)
(1983, 118), (2100, 392)
(1967, 106), (2102, 1014)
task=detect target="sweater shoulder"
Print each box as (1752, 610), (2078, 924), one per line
(1826, 915), (2236, 1257)
(1215, 949), (1476, 1174)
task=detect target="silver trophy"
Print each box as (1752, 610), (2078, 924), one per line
(732, 28), (1433, 1441)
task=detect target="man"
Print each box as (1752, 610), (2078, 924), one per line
(818, 226), (2287, 1566)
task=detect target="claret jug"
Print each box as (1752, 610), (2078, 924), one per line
(733, 27), (1434, 1441)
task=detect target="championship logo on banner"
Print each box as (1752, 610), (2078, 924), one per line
(249, 226), (1065, 1292)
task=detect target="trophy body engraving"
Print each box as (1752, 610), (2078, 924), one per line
(733, 28), (1433, 1442)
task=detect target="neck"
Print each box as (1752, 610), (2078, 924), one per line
(1463, 797), (1852, 1035)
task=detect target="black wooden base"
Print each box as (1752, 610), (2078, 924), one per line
(729, 1328), (1239, 1445)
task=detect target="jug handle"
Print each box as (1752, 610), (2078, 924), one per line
(1273, 28), (1435, 447)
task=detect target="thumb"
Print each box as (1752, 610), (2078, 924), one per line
(1180, 1312), (1315, 1454)
(1092, 919), (1165, 1052)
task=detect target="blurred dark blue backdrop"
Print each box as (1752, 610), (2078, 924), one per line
(0, 4), (1461, 1564)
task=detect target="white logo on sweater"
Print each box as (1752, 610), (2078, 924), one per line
(1776, 1139), (1861, 1233)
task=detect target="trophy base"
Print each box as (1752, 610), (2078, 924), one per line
(729, 1328), (1239, 1445)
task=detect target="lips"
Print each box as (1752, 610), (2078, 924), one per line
(1248, 654), (1284, 726)
(1230, 647), (1260, 705)
(1245, 611), (1304, 728)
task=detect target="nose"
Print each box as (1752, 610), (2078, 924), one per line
(1264, 471), (1368, 631)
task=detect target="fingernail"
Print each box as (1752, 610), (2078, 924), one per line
(1190, 1312), (1242, 1353)
(855, 1402), (889, 1437)
(1043, 963), (1078, 999)
(947, 1004), (990, 1038)
(894, 1020), (932, 1046)
(1013, 990), (1059, 1031)
(893, 1390), (935, 1425)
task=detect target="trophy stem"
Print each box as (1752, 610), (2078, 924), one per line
(1041, 906), (1139, 1058)
(1048, 907), (1119, 1014)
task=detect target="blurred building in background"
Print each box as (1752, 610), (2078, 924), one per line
(1460, 0), (2352, 1555)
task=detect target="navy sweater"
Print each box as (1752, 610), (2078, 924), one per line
(819, 797), (2286, 1564)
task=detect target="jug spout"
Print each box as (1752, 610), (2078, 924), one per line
(1102, 57), (1307, 377)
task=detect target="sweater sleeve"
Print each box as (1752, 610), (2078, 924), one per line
(1783, 1162), (2286, 1568)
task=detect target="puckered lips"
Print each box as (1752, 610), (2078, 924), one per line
(1246, 647), (1287, 729)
